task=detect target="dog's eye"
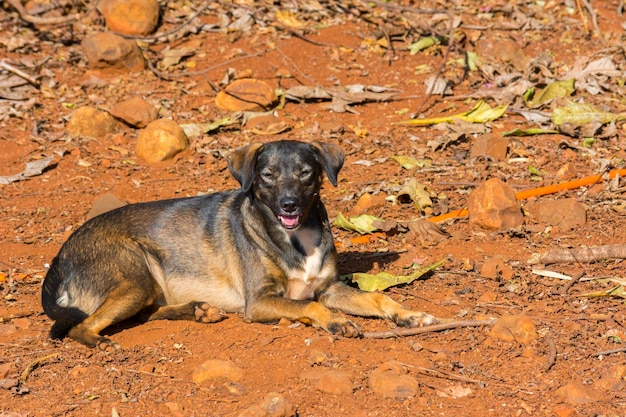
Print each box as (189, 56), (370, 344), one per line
(260, 170), (274, 181)
(300, 167), (312, 178)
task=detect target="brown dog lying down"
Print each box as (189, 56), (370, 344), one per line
(42, 140), (436, 350)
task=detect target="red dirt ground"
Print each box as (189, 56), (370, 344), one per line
(1, 1), (625, 416)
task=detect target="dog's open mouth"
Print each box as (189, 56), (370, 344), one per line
(278, 214), (301, 229)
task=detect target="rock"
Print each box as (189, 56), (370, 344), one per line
(556, 163), (577, 180)
(0, 363), (13, 379)
(109, 96), (158, 128)
(215, 79), (278, 112)
(555, 380), (596, 404)
(67, 106), (122, 139)
(87, 192), (127, 220)
(191, 359), (243, 384)
(368, 361), (420, 399)
(536, 198), (586, 231)
(596, 364), (626, 391)
(81, 32), (145, 72)
(468, 178), (524, 230)
(349, 193), (386, 216)
(480, 257), (514, 280)
(470, 134), (508, 161)
(136, 119), (188, 163)
(163, 401), (185, 417)
(489, 315), (537, 344)
(237, 393), (295, 417)
(475, 38), (531, 72)
(99, 0), (159, 36)
(300, 369), (353, 395)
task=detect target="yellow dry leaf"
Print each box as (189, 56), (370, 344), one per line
(275, 10), (305, 28)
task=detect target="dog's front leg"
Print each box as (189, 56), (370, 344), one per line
(243, 296), (361, 337)
(318, 282), (437, 327)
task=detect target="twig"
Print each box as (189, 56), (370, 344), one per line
(0, 60), (40, 87)
(19, 352), (60, 382)
(415, 366), (485, 386)
(543, 333), (557, 372)
(561, 270), (586, 295)
(593, 347), (626, 357)
(6, 0), (78, 25)
(363, 319), (496, 339)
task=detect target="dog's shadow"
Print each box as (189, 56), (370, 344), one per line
(337, 250), (401, 276)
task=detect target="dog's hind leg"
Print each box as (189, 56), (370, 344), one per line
(67, 282), (159, 351)
(139, 302), (225, 323)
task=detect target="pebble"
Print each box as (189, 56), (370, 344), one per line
(191, 359), (243, 384)
(488, 315), (537, 344)
(109, 96), (158, 128)
(468, 178), (524, 230)
(237, 393), (295, 417)
(300, 369), (353, 395)
(67, 106), (122, 139)
(596, 364), (626, 391)
(11, 318), (30, 329)
(555, 380), (596, 404)
(215, 79), (278, 112)
(552, 406), (576, 417)
(163, 401), (185, 417)
(0, 324), (17, 336)
(0, 363), (13, 379)
(99, 0), (160, 36)
(87, 192), (127, 220)
(136, 119), (188, 163)
(480, 257), (514, 280)
(368, 361), (420, 400)
(81, 32), (145, 72)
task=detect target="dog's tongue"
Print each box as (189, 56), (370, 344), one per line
(278, 215), (300, 228)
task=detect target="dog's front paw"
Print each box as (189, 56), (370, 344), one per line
(326, 318), (362, 338)
(194, 303), (226, 323)
(96, 337), (121, 352)
(395, 311), (438, 328)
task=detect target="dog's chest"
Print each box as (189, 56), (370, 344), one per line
(283, 227), (334, 300)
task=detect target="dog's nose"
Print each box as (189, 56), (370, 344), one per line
(280, 198), (298, 213)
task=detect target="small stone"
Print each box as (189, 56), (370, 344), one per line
(11, 318), (31, 329)
(163, 401), (185, 417)
(215, 79), (278, 112)
(555, 380), (596, 404)
(470, 134), (508, 161)
(87, 192), (127, 220)
(349, 193), (387, 216)
(237, 392), (295, 417)
(191, 359), (243, 384)
(99, 0), (160, 36)
(300, 369), (353, 395)
(81, 32), (145, 72)
(109, 96), (158, 128)
(0, 363), (13, 379)
(136, 119), (189, 163)
(67, 107), (122, 139)
(536, 198), (586, 231)
(489, 315), (537, 344)
(468, 178), (524, 230)
(556, 163), (577, 180)
(477, 291), (498, 303)
(553, 406), (576, 417)
(368, 361), (420, 400)
(0, 324), (17, 336)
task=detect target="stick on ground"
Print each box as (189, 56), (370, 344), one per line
(363, 319), (497, 339)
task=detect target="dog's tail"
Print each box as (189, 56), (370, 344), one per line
(41, 259), (89, 340)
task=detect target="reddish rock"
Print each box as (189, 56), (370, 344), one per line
(191, 359), (243, 384)
(300, 369), (353, 395)
(368, 361), (420, 399)
(536, 198), (586, 231)
(215, 79), (278, 112)
(489, 315), (537, 344)
(136, 119), (188, 163)
(67, 106), (122, 139)
(81, 32), (145, 72)
(555, 380), (596, 404)
(99, 0), (159, 36)
(470, 134), (508, 161)
(237, 393), (295, 417)
(109, 96), (158, 128)
(468, 178), (524, 230)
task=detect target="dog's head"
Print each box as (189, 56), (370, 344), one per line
(227, 140), (344, 230)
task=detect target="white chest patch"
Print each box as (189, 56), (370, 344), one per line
(283, 227), (334, 300)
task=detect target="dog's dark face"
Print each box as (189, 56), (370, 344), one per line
(228, 141), (344, 230)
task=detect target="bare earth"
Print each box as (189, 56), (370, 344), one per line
(1, 1), (626, 416)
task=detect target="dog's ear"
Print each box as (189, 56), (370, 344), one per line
(310, 142), (344, 187)
(227, 143), (264, 192)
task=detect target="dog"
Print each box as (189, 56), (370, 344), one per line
(42, 140), (436, 350)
